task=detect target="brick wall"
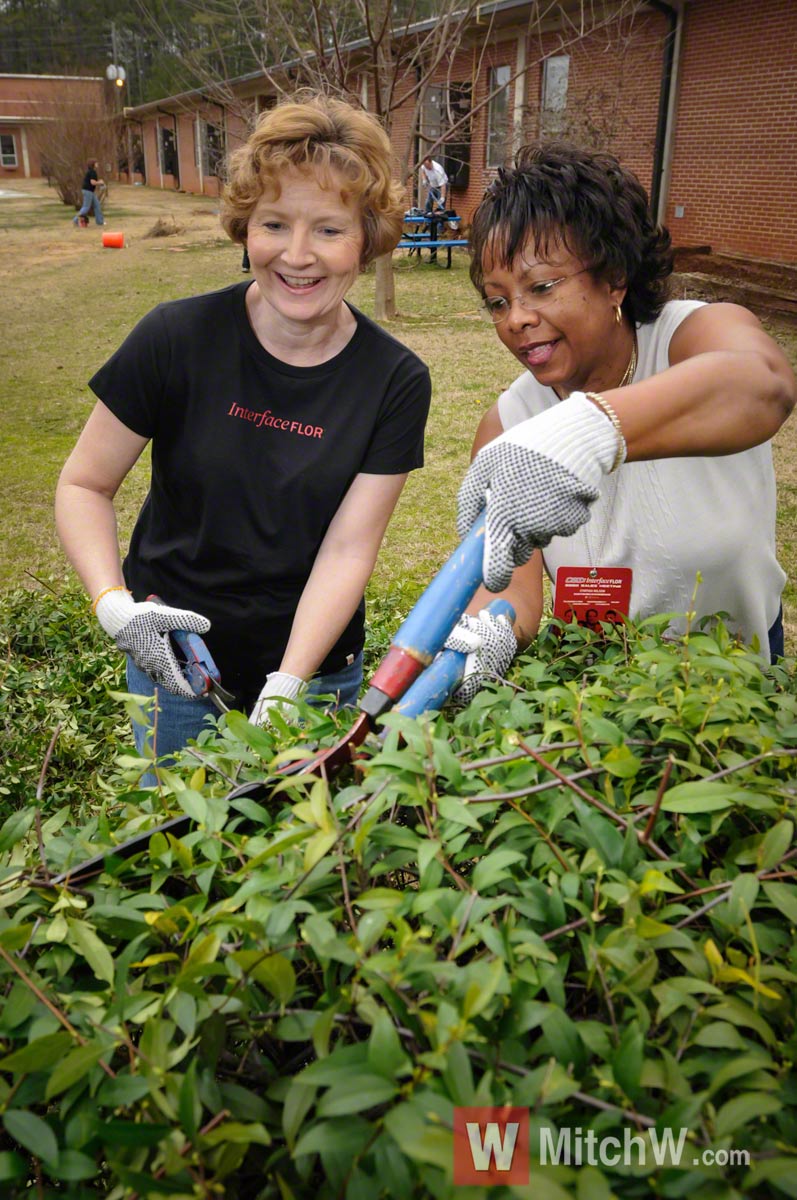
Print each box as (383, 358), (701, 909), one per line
(0, 73), (105, 179)
(398, 9), (668, 226)
(667, 0), (797, 263)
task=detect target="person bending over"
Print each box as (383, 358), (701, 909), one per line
(444, 143), (795, 699)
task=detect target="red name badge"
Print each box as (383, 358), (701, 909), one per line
(553, 566), (633, 631)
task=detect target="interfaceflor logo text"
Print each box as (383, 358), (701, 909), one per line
(452, 1107), (750, 1186)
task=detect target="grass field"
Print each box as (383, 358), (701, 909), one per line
(2, 177), (796, 649)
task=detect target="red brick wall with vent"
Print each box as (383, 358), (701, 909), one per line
(666, 0), (797, 263)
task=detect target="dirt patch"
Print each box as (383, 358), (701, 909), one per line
(143, 216), (186, 238)
(672, 248), (797, 321)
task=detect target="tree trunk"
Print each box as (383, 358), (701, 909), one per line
(373, 251), (397, 321)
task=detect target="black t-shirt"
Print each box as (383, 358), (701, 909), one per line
(82, 167), (98, 191)
(89, 282), (431, 702)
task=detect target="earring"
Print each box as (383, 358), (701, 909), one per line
(614, 305), (622, 325)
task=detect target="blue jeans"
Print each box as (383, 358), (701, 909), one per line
(76, 189), (104, 224)
(768, 605), (784, 662)
(125, 652), (363, 781)
(424, 187), (443, 214)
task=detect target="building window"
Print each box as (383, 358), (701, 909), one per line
(486, 66), (511, 168)
(160, 126), (178, 179)
(205, 123), (224, 177)
(418, 83), (472, 195)
(195, 121), (225, 178)
(1, 134), (18, 168)
(541, 55), (570, 134)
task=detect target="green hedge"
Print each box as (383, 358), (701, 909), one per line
(1, 592), (797, 1198)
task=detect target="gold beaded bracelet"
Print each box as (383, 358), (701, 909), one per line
(91, 585), (130, 615)
(584, 391), (627, 474)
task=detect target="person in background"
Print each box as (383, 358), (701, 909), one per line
(420, 154), (448, 215)
(444, 142), (795, 701)
(73, 159), (105, 227)
(56, 93), (431, 769)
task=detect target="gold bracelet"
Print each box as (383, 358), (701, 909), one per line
(91, 585), (130, 615)
(584, 391), (627, 473)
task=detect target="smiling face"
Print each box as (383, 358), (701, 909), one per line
(481, 233), (629, 396)
(245, 166), (365, 330)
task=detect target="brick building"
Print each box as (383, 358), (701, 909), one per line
(120, 0), (797, 265)
(0, 73), (106, 180)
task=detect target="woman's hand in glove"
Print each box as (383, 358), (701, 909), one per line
(250, 671), (306, 727)
(94, 590), (210, 698)
(443, 607), (518, 706)
(456, 392), (625, 591)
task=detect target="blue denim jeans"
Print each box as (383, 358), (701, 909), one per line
(77, 189), (104, 224)
(768, 605), (784, 662)
(125, 652), (363, 780)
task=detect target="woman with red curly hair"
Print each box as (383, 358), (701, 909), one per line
(56, 94), (431, 764)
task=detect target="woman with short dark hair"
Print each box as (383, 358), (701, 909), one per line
(444, 142), (795, 698)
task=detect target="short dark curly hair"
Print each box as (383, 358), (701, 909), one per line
(469, 142), (673, 325)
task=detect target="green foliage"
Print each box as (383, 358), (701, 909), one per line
(0, 582), (129, 814)
(1, 610), (797, 1197)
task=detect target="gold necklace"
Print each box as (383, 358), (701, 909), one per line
(618, 333), (637, 389)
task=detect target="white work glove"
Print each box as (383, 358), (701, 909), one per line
(95, 590), (211, 699)
(249, 671), (306, 727)
(456, 392), (624, 592)
(443, 608), (518, 706)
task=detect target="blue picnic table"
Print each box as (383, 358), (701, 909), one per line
(396, 211), (468, 268)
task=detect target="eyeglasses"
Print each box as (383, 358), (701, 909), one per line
(479, 267), (591, 324)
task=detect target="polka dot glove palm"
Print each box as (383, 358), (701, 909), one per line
(456, 392), (624, 592)
(443, 608), (518, 705)
(95, 590), (211, 699)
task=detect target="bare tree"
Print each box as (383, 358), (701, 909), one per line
(29, 84), (118, 208)
(136, 0), (648, 316)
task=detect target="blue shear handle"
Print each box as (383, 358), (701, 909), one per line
(169, 628), (221, 696)
(394, 598), (515, 719)
(391, 515), (487, 664)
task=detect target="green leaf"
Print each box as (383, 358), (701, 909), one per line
(758, 820), (793, 871)
(355, 888), (405, 911)
(282, 1080), (316, 1151)
(0, 1031), (72, 1075)
(45, 1041), (109, 1100)
(714, 1090), (782, 1138)
(66, 918), (115, 985)
(48, 1149), (97, 1182)
(175, 789), (208, 825)
(316, 1075), (397, 1116)
(179, 1058), (200, 1143)
(437, 796), (482, 829)
(0, 809), (35, 853)
(293, 1117), (372, 1160)
(200, 1120), (271, 1147)
(3, 1110), (58, 1166)
(472, 849), (525, 891)
(763, 880), (797, 925)
(95, 1121), (172, 1148)
(367, 1010), (411, 1080)
(0, 1151), (27, 1182)
(613, 1020), (643, 1099)
(224, 710), (276, 757)
(232, 950), (296, 1005)
(661, 781), (740, 812)
(601, 743), (642, 778)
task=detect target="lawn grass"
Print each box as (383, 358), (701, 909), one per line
(2, 178), (796, 649)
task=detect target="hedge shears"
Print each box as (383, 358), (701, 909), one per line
(53, 517), (513, 885)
